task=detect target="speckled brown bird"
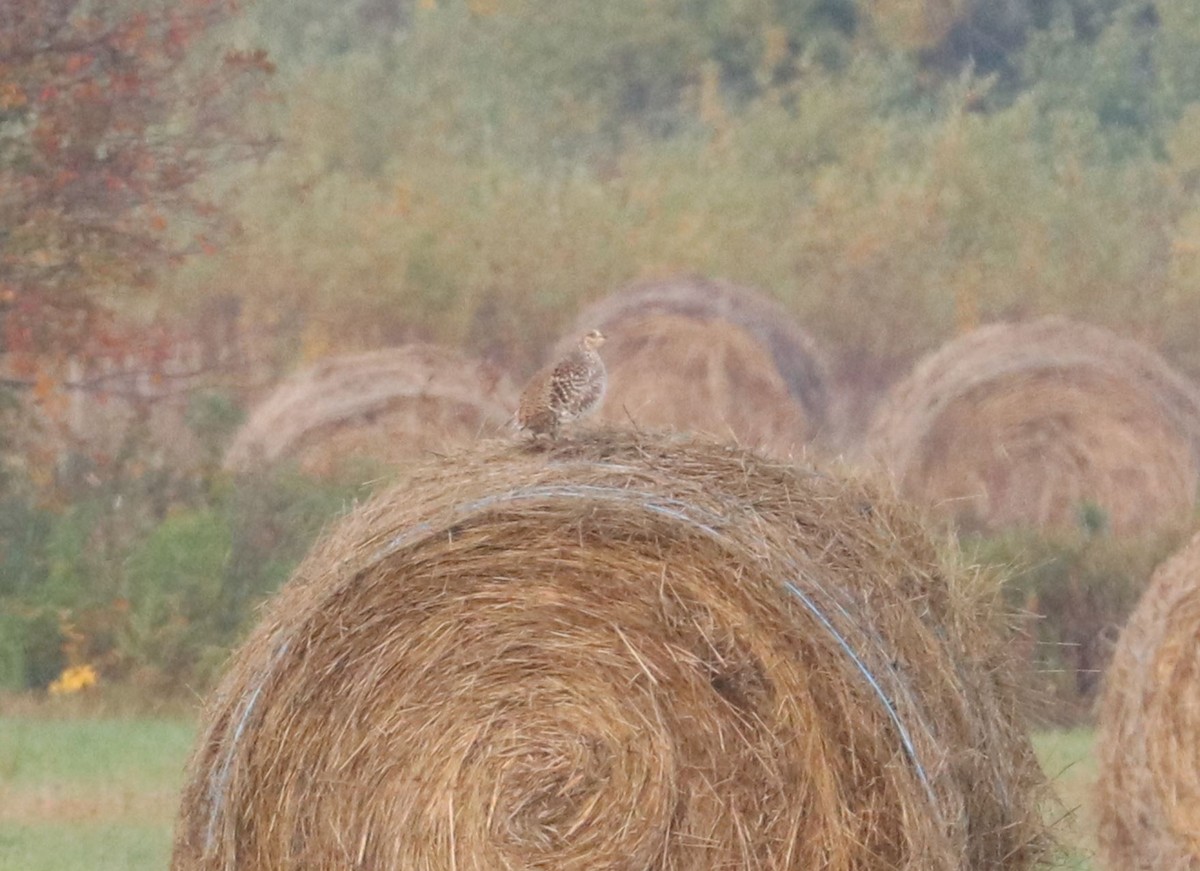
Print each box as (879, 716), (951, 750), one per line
(516, 329), (607, 437)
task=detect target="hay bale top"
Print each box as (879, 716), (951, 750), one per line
(223, 344), (517, 475)
(175, 429), (1047, 871)
(591, 313), (816, 457)
(870, 317), (1200, 467)
(562, 274), (832, 433)
(866, 317), (1200, 534)
(1098, 530), (1200, 870)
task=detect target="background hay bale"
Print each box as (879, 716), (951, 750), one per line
(223, 343), (516, 478)
(590, 313), (815, 458)
(174, 430), (1047, 871)
(865, 317), (1200, 535)
(1097, 530), (1200, 871)
(562, 274), (833, 439)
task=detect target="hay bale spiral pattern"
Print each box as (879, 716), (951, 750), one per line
(174, 431), (1046, 870)
(1097, 530), (1200, 870)
(867, 317), (1200, 535)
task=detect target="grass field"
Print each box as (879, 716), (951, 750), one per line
(0, 710), (195, 871)
(0, 707), (1098, 871)
(1036, 728), (1099, 870)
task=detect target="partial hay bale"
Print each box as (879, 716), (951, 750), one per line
(174, 430), (1047, 871)
(866, 317), (1200, 535)
(593, 313), (814, 458)
(563, 274), (832, 437)
(1097, 530), (1200, 871)
(223, 344), (517, 478)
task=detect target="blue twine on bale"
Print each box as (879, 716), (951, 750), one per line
(203, 477), (945, 848)
(204, 638), (290, 851)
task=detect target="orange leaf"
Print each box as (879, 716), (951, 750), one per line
(32, 371), (56, 403)
(0, 82), (26, 110)
(65, 53), (92, 74)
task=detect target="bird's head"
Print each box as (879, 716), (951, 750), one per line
(581, 329), (606, 351)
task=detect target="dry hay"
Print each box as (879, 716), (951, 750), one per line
(591, 314), (814, 459)
(223, 344), (517, 478)
(562, 274), (832, 437)
(866, 317), (1200, 535)
(173, 429), (1047, 871)
(1097, 530), (1200, 871)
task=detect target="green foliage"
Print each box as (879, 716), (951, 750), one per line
(42, 501), (108, 608)
(112, 467), (368, 689)
(0, 610), (65, 692)
(247, 0), (858, 156)
(966, 525), (1185, 714)
(1021, 1), (1169, 157)
(185, 391), (245, 465)
(0, 613), (28, 690)
(0, 495), (52, 601)
(184, 2), (1200, 387)
(222, 464), (371, 614)
(0, 456), (372, 692)
(120, 510), (231, 681)
(242, 0), (413, 64)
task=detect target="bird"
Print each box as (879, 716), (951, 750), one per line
(516, 329), (607, 438)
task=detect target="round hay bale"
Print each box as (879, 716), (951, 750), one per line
(173, 430), (1047, 871)
(591, 313), (814, 458)
(1097, 530), (1200, 870)
(866, 317), (1200, 535)
(563, 274), (832, 437)
(223, 344), (517, 478)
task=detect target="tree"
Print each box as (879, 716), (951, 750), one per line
(0, 0), (273, 384)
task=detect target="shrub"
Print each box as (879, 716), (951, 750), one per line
(965, 523), (1187, 720)
(0, 454), (377, 693)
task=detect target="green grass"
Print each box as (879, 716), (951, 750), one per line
(0, 825), (176, 871)
(0, 706), (1099, 871)
(1033, 728), (1098, 870)
(0, 717), (195, 786)
(0, 711), (194, 871)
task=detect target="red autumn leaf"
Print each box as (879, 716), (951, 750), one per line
(73, 80), (104, 103)
(64, 54), (92, 74)
(0, 0), (274, 379)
